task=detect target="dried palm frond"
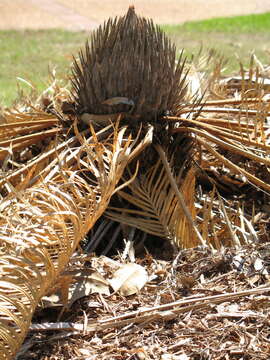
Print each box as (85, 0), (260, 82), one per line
(0, 109), (63, 197)
(105, 131), (204, 249)
(106, 159), (199, 248)
(166, 75), (270, 193)
(196, 185), (258, 249)
(0, 121), (148, 359)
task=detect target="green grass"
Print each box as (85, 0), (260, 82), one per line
(163, 12), (270, 33)
(161, 12), (270, 74)
(0, 30), (87, 106)
(163, 32), (270, 75)
(1, 13), (270, 106)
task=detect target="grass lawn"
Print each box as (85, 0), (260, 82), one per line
(1, 12), (270, 106)
(163, 12), (270, 73)
(0, 30), (85, 106)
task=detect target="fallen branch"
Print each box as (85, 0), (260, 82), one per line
(30, 286), (270, 334)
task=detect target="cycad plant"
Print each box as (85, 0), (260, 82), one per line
(0, 7), (270, 360)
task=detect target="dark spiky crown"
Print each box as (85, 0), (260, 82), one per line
(71, 6), (186, 120)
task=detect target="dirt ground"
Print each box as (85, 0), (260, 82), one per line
(0, 0), (270, 31)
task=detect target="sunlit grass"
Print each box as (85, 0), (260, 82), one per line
(163, 12), (270, 33)
(0, 29), (86, 106)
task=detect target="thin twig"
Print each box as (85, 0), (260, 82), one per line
(185, 98), (264, 107)
(178, 107), (270, 117)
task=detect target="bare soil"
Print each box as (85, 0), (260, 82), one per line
(1, 0), (270, 31)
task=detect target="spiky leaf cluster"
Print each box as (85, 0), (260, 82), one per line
(72, 6), (186, 120)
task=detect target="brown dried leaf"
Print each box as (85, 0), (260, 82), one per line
(69, 270), (110, 305)
(109, 263), (148, 296)
(42, 270), (110, 308)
